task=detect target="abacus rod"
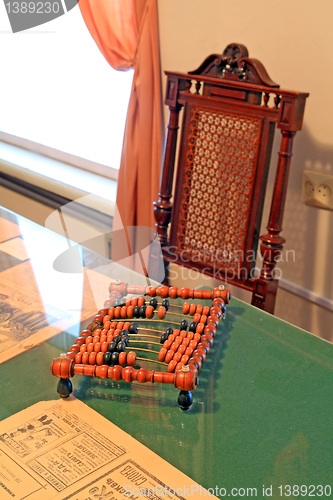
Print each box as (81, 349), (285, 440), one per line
(126, 347), (160, 355)
(136, 357), (167, 366)
(127, 340), (161, 347)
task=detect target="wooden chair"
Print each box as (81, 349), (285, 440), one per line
(153, 43), (308, 313)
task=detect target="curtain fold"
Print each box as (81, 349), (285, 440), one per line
(79, 0), (163, 260)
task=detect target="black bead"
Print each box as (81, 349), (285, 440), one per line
(139, 305), (146, 318)
(133, 306), (140, 318)
(113, 335), (121, 344)
(180, 319), (188, 330)
(189, 321), (197, 333)
(116, 341), (126, 353)
(128, 323), (138, 335)
(111, 352), (120, 365)
(166, 327), (173, 336)
(150, 298), (158, 309)
(120, 329), (129, 337)
(103, 351), (112, 365)
(107, 341), (117, 352)
(160, 332), (168, 343)
(162, 298), (170, 310)
(122, 336), (129, 346)
(178, 390), (193, 411)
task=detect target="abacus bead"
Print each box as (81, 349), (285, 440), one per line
(173, 352), (182, 363)
(189, 340), (198, 351)
(160, 333), (168, 343)
(185, 347), (194, 357)
(165, 350), (175, 363)
(147, 286), (156, 297)
(210, 306), (222, 319)
(150, 297), (158, 309)
(107, 341), (117, 352)
(202, 305), (210, 316)
(127, 351), (137, 366)
(158, 348), (167, 362)
(103, 352), (112, 365)
(200, 315), (208, 325)
(75, 352), (82, 363)
(162, 299), (170, 310)
(133, 306), (140, 318)
(120, 329), (129, 337)
(204, 325), (216, 337)
(182, 302), (190, 315)
(123, 322), (131, 331)
(118, 352), (127, 365)
(193, 313), (201, 324)
(117, 341), (126, 353)
(181, 354), (189, 365)
(163, 339), (173, 350)
(80, 329), (91, 338)
(195, 323), (205, 335)
(201, 334), (214, 346)
(207, 315), (219, 327)
(114, 306), (122, 319)
(194, 333), (201, 342)
(131, 298), (138, 307)
(87, 343), (94, 354)
(80, 344), (87, 354)
(93, 342), (101, 353)
(111, 352), (120, 365)
(139, 305), (146, 318)
(145, 305), (154, 319)
(189, 356), (202, 370)
(179, 330), (187, 340)
(168, 360), (178, 373)
(122, 366), (133, 383)
(89, 352), (96, 364)
(196, 304), (203, 315)
(177, 345), (186, 356)
(128, 323), (138, 334)
(82, 352), (89, 364)
(189, 303), (197, 316)
(85, 335), (93, 344)
(180, 319), (188, 330)
(138, 297), (145, 307)
(169, 287), (178, 299)
(166, 327), (173, 336)
(198, 342), (210, 354)
(96, 352), (104, 365)
(93, 314), (104, 323)
(194, 348), (206, 362)
(189, 322), (197, 332)
(185, 331), (194, 341)
(173, 329), (181, 337)
(212, 297), (225, 308)
(158, 306), (166, 319)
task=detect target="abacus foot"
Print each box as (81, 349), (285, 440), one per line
(57, 378), (73, 398)
(178, 390), (193, 411)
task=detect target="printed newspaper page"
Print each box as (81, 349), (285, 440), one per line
(0, 398), (217, 499)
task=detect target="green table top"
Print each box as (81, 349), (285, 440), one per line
(0, 206), (332, 498)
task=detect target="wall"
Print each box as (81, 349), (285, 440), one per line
(157, 0), (333, 340)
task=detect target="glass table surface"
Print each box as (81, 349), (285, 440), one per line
(0, 206), (332, 498)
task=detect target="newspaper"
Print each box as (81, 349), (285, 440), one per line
(0, 398), (215, 499)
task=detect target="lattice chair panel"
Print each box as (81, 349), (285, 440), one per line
(153, 43), (308, 314)
(171, 104), (264, 277)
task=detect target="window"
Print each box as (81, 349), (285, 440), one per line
(0, 3), (133, 178)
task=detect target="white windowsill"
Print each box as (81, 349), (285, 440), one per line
(0, 141), (117, 218)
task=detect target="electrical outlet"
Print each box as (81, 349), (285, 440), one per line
(302, 170), (333, 210)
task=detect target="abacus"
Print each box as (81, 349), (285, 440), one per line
(50, 281), (230, 410)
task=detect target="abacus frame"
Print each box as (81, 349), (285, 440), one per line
(50, 281), (230, 410)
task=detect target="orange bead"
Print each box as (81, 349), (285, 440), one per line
(138, 297), (145, 307)
(207, 315), (219, 327)
(158, 306), (166, 319)
(173, 352), (182, 363)
(126, 351), (137, 366)
(82, 352), (89, 364)
(181, 338), (190, 348)
(160, 286), (169, 298)
(185, 347), (194, 358)
(96, 352), (104, 365)
(189, 356), (202, 370)
(195, 323), (205, 335)
(88, 352), (97, 365)
(118, 352), (128, 366)
(93, 342), (101, 353)
(85, 336), (93, 344)
(101, 341), (109, 353)
(201, 334), (214, 346)
(145, 305), (154, 319)
(130, 298), (138, 307)
(204, 324), (216, 337)
(75, 352), (82, 364)
(196, 304), (203, 315)
(158, 348), (167, 362)
(86, 343), (94, 354)
(80, 344), (87, 354)
(193, 313), (201, 323)
(181, 354), (189, 365)
(182, 302), (190, 315)
(176, 345), (186, 356)
(147, 286), (156, 296)
(165, 350), (175, 363)
(167, 360), (178, 373)
(189, 303), (197, 316)
(121, 306), (128, 319)
(179, 330), (187, 340)
(173, 329), (181, 338)
(202, 306), (210, 316)
(210, 306), (222, 318)
(185, 331), (194, 341)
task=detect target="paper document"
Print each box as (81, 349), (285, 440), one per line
(0, 398), (216, 499)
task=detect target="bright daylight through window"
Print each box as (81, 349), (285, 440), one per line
(0, 3), (133, 173)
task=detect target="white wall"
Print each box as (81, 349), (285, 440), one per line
(157, 0), (333, 340)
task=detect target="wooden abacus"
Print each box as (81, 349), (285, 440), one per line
(50, 281), (231, 410)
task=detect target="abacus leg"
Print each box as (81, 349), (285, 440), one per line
(177, 390), (193, 411)
(57, 378), (73, 398)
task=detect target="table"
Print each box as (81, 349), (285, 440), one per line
(0, 206), (332, 498)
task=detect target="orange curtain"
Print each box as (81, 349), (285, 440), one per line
(79, 0), (163, 244)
